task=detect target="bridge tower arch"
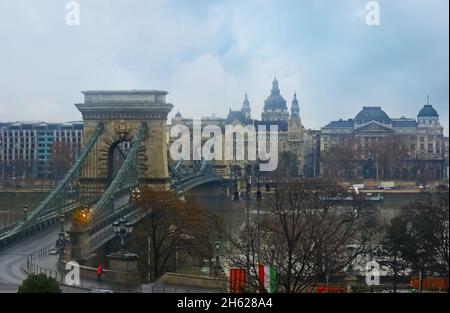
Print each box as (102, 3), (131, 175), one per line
(75, 90), (173, 195)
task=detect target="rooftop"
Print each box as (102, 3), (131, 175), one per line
(418, 104), (439, 117)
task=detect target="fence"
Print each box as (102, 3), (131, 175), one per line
(24, 246), (65, 284)
(142, 284), (218, 293)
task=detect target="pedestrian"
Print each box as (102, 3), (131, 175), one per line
(96, 264), (104, 281)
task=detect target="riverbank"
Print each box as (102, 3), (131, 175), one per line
(361, 188), (432, 193)
(0, 187), (51, 193)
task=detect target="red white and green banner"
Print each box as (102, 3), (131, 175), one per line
(229, 268), (246, 293)
(258, 264), (277, 293)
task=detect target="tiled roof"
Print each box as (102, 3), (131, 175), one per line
(392, 120), (418, 127)
(324, 119), (354, 128)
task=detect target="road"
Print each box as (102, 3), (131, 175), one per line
(0, 224), (60, 292)
(0, 224), (138, 293)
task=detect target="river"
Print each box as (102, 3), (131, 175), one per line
(185, 183), (424, 236)
(0, 184), (424, 231)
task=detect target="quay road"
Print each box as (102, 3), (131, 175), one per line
(0, 223), (138, 293)
(0, 224), (60, 292)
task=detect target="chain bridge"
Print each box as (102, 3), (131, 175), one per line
(0, 90), (224, 260)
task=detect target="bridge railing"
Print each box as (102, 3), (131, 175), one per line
(86, 204), (147, 253)
(171, 172), (220, 191)
(24, 247), (65, 284)
(0, 222), (21, 238)
(0, 197), (99, 249)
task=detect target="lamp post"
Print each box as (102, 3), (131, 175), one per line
(131, 187), (141, 202)
(56, 214), (66, 258)
(112, 217), (133, 253)
(232, 165), (240, 201)
(229, 164), (275, 292)
(214, 241), (221, 277)
(108, 217), (139, 289)
(59, 214), (65, 233)
(254, 163), (261, 266)
(242, 165), (252, 292)
(23, 205), (28, 221)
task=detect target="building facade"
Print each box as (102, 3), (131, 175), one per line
(320, 101), (448, 179)
(0, 121), (83, 179)
(303, 129), (321, 178)
(170, 78), (305, 177)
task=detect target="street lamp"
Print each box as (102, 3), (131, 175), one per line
(253, 163), (262, 267)
(131, 187), (141, 202)
(231, 166), (240, 201)
(255, 163), (262, 200)
(112, 217), (134, 252)
(231, 164), (270, 292)
(215, 241), (221, 254)
(241, 165), (252, 292)
(23, 205), (28, 221)
(59, 214), (65, 233)
(214, 241), (221, 277)
(56, 214), (66, 258)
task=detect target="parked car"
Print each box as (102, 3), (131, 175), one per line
(377, 181), (395, 190)
(349, 184), (364, 190)
(90, 288), (114, 293)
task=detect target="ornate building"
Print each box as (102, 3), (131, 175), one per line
(170, 78), (305, 176)
(320, 99), (448, 179)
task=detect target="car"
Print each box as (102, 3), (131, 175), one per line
(90, 288), (114, 293)
(48, 248), (59, 255)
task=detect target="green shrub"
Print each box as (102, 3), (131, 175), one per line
(17, 273), (62, 293)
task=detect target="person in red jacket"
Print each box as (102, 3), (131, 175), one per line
(96, 265), (104, 281)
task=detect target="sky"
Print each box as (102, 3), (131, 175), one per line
(0, 0), (448, 134)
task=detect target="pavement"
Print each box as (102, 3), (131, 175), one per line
(0, 224), (61, 292)
(0, 223), (124, 293)
(0, 223), (221, 293)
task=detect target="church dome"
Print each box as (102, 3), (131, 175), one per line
(418, 104), (438, 117)
(263, 78), (287, 111)
(354, 106), (391, 124)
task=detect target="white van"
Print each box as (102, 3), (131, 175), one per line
(349, 184), (364, 190)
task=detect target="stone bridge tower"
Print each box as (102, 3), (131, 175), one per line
(75, 90), (173, 194)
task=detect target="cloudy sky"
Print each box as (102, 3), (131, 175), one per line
(0, 0), (448, 134)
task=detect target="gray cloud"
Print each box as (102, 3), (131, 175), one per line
(0, 0), (448, 134)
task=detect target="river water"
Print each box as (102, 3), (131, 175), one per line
(0, 184), (423, 231)
(0, 192), (47, 227)
(185, 183), (424, 237)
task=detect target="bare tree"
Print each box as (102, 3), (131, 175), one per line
(377, 217), (412, 292)
(128, 187), (221, 282)
(276, 151), (300, 177)
(13, 158), (26, 180)
(321, 136), (358, 179)
(226, 178), (376, 293)
(368, 135), (409, 179)
(400, 186), (449, 291)
(49, 141), (72, 181)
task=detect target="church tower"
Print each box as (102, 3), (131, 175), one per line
(241, 93), (251, 119)
(288, 92), (304, 176)
(291, 92), (300, 118)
